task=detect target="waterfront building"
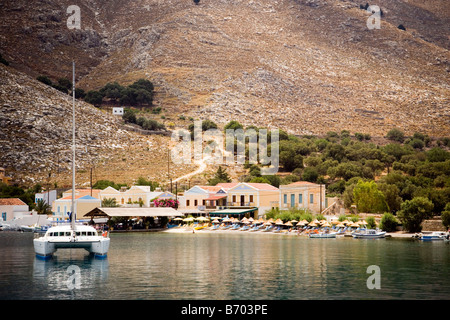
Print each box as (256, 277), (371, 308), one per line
(52, 194), (101, 220)
(0, 198), (29, 221)
(181, 185), (227, 212)
(279, 181), (326, 214)
(222, 183), (280, 219)
(99, 186), (176, 208)
(35, 190), (57, 207)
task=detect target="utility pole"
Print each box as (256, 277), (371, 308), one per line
(90, 167), (93, 197)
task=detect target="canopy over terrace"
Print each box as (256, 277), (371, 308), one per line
(209, 208), (257, 219)
(85, 207), (183, 218)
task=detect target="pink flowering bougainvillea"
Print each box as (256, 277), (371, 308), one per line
(153, 198), (179, 208)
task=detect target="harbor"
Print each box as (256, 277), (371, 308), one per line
(1, 230), (449, 300)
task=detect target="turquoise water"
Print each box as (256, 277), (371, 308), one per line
(0, 232), (449, 300)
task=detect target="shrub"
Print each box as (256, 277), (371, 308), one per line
(365, 216), (377, 229)
(0, 53), (9, 66)
(379, 212), (398, 232)
(37, 75), (53, 86)
(386, 128), (405, 143)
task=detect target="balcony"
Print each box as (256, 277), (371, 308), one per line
(227, 202), (255, 207)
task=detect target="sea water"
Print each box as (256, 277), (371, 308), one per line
(0, 231), (449, 300)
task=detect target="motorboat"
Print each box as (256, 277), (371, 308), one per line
(309, 231), (337, 238)
(34, 225), (110, 259)
(352, 229), (386, 239)
(416, 231), (448, 241)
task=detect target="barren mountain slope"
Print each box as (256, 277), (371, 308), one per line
(0, 64), (195, 186)
(0, 0), (449, 186)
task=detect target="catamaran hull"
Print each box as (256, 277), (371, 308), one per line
(34, 238), (110, 258)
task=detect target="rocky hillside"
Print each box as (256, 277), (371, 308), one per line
(0, 64), (194, 187)
(0, 0), (448, 185)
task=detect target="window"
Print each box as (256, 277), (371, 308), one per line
(186, 200), (190, 206)
(194, 200), (198, 206)
(310, 194), (314, 204)
(283, 194), (287, 204)
(232, 195), (236, 203)
(249, 195), (254, 203)
(298, 194), (303, 204)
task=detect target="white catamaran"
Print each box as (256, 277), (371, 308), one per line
(34, 62), (110, 259)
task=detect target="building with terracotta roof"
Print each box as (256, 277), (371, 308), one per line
(99, 186), (176, 207)
(0, 198), (29, 221)
(222, 182), (280, 218)
(279, 181), (326, 214)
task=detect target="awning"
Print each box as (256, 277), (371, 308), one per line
(209, 208), (257, 216)
(177, 209), (207, 215)
(204, 195), (227, 201)
(85, 207), (183, 218)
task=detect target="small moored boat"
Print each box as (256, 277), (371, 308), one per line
(352, 229), (386, 239)
(309, 231), (337, 238)
(416, 231), (448, 241)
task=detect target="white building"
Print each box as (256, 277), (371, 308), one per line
(112, 107), (124, 116)
(35, 190), (57, 207)
(0, 198), (30, 221)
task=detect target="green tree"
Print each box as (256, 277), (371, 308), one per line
(353, 180), (389, 213)
(136, 177), (159, 190)
(441, 203), (450, 230)
(101, 198), (119, 207)
(85, 90), (103, 106)
(386, 128), (405, 143)
(377, 183), (402, 213)
(208, 166), (232, 185)
(302, 167), (318, 183)
(397, 197), (434, 232)
(35, 199), (51, 215)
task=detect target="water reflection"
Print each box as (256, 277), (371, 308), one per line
(33, 252), (109, 299)
(1, 232), (449, 299)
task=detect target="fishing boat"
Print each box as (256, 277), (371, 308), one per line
(351, 229), (386, 239)
(33, 62), (110, 259)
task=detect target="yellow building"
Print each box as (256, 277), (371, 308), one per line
(52, 194), (101, 220)
(0, 167), (12, 185)
(223, 183), (280, 218)
(279, 181), (326, 214)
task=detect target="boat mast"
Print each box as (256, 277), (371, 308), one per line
(71, 61), (76, 231)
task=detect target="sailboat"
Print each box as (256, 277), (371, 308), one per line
(34, 62), (110, 259)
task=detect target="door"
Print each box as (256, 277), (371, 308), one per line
(290, 194), (295, 208)
(240, 195), (245, 206)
